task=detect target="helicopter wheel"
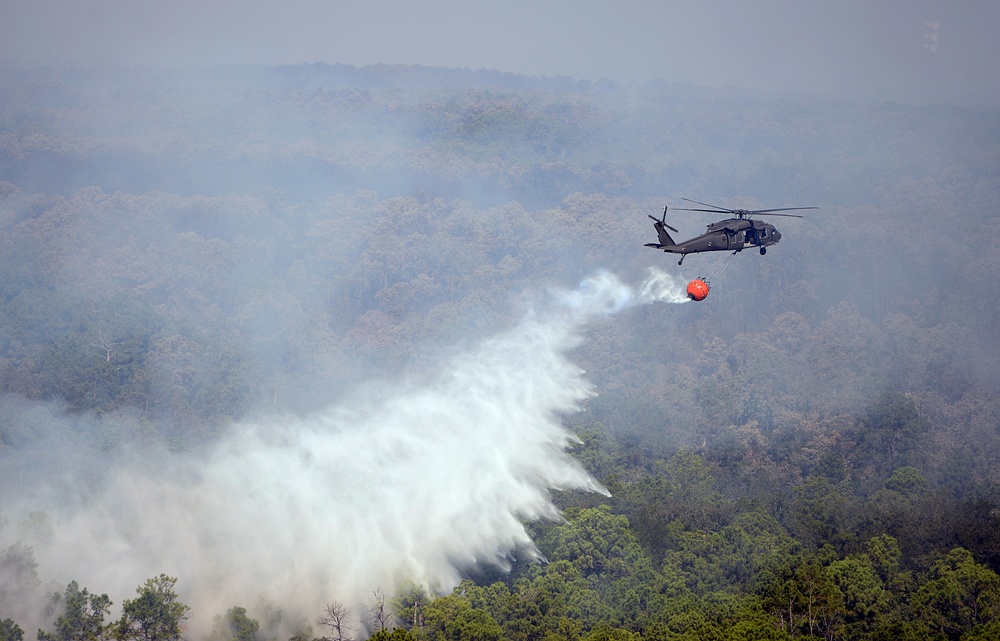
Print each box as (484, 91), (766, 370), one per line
(759, 247), (766, 255)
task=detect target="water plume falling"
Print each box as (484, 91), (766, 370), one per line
(6, 269), (687, 629)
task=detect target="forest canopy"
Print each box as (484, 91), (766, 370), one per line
(1, 63), (999, 641)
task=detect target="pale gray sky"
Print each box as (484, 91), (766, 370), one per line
(2, 0), (997, 105)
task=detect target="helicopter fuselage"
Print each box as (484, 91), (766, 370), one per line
(647, 217), (782, 264)
(680, 218), (781, 252)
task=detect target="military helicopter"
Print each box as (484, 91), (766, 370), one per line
(645, 198), (817, 265)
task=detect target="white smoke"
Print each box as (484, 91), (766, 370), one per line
(5, 269), (687, 630)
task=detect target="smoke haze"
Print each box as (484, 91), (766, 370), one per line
(3, 269), (687, 632)
(2, 3), (998, 632)
(1, 0), (998, 106)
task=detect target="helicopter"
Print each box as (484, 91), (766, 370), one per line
(645, 198), (818, 265)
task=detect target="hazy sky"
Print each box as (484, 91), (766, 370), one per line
(2, 0), (998, 105)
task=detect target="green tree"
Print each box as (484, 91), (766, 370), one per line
(615, 452), (729, 561)
(726, 614), (791, 641)
(579, 624), (638, 641)
(662, 514), (799, 597)
(914, 548), (1000, 640)
(962, 620), (1000, 641)
(111, 575), (190, 641)
(789, 476), (855, 550)
(1, 620), (24, 641)
(207, 607), (258, 641)
(864, 534), (902, 585)
(368, 630), (417, 641)
(453, 581), (518, 636)
(859, 390), (928, 472)
(883, 466), (927, 495)
(825, 556), (888, 638)
(535, 506), (645, 580)
(420, 596), (502, 641)
(759, 550), (841, 639)
(857, 480), (921, 547)
(37, 581), (111, 641)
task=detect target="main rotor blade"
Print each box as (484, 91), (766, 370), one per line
(681, 198), (732, 212)
(677, 199), (818, 218)
(751, 207), (819, 214)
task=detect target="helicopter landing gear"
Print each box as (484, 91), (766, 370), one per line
(678, 254), (686, 266)
(759, 247), (767, 255)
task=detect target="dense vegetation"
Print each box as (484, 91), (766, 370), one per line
(1, 63), (999, 640)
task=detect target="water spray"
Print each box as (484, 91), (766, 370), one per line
(2, 269), (688, 631)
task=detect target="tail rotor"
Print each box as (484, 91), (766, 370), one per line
(645, 206), (678, 247)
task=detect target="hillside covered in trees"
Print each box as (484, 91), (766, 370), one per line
(1, 64), (999, 641)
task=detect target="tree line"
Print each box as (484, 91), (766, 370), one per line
(4, 490), (999, 641)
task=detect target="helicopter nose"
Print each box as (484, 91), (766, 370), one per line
(774, 229), (782, 243)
